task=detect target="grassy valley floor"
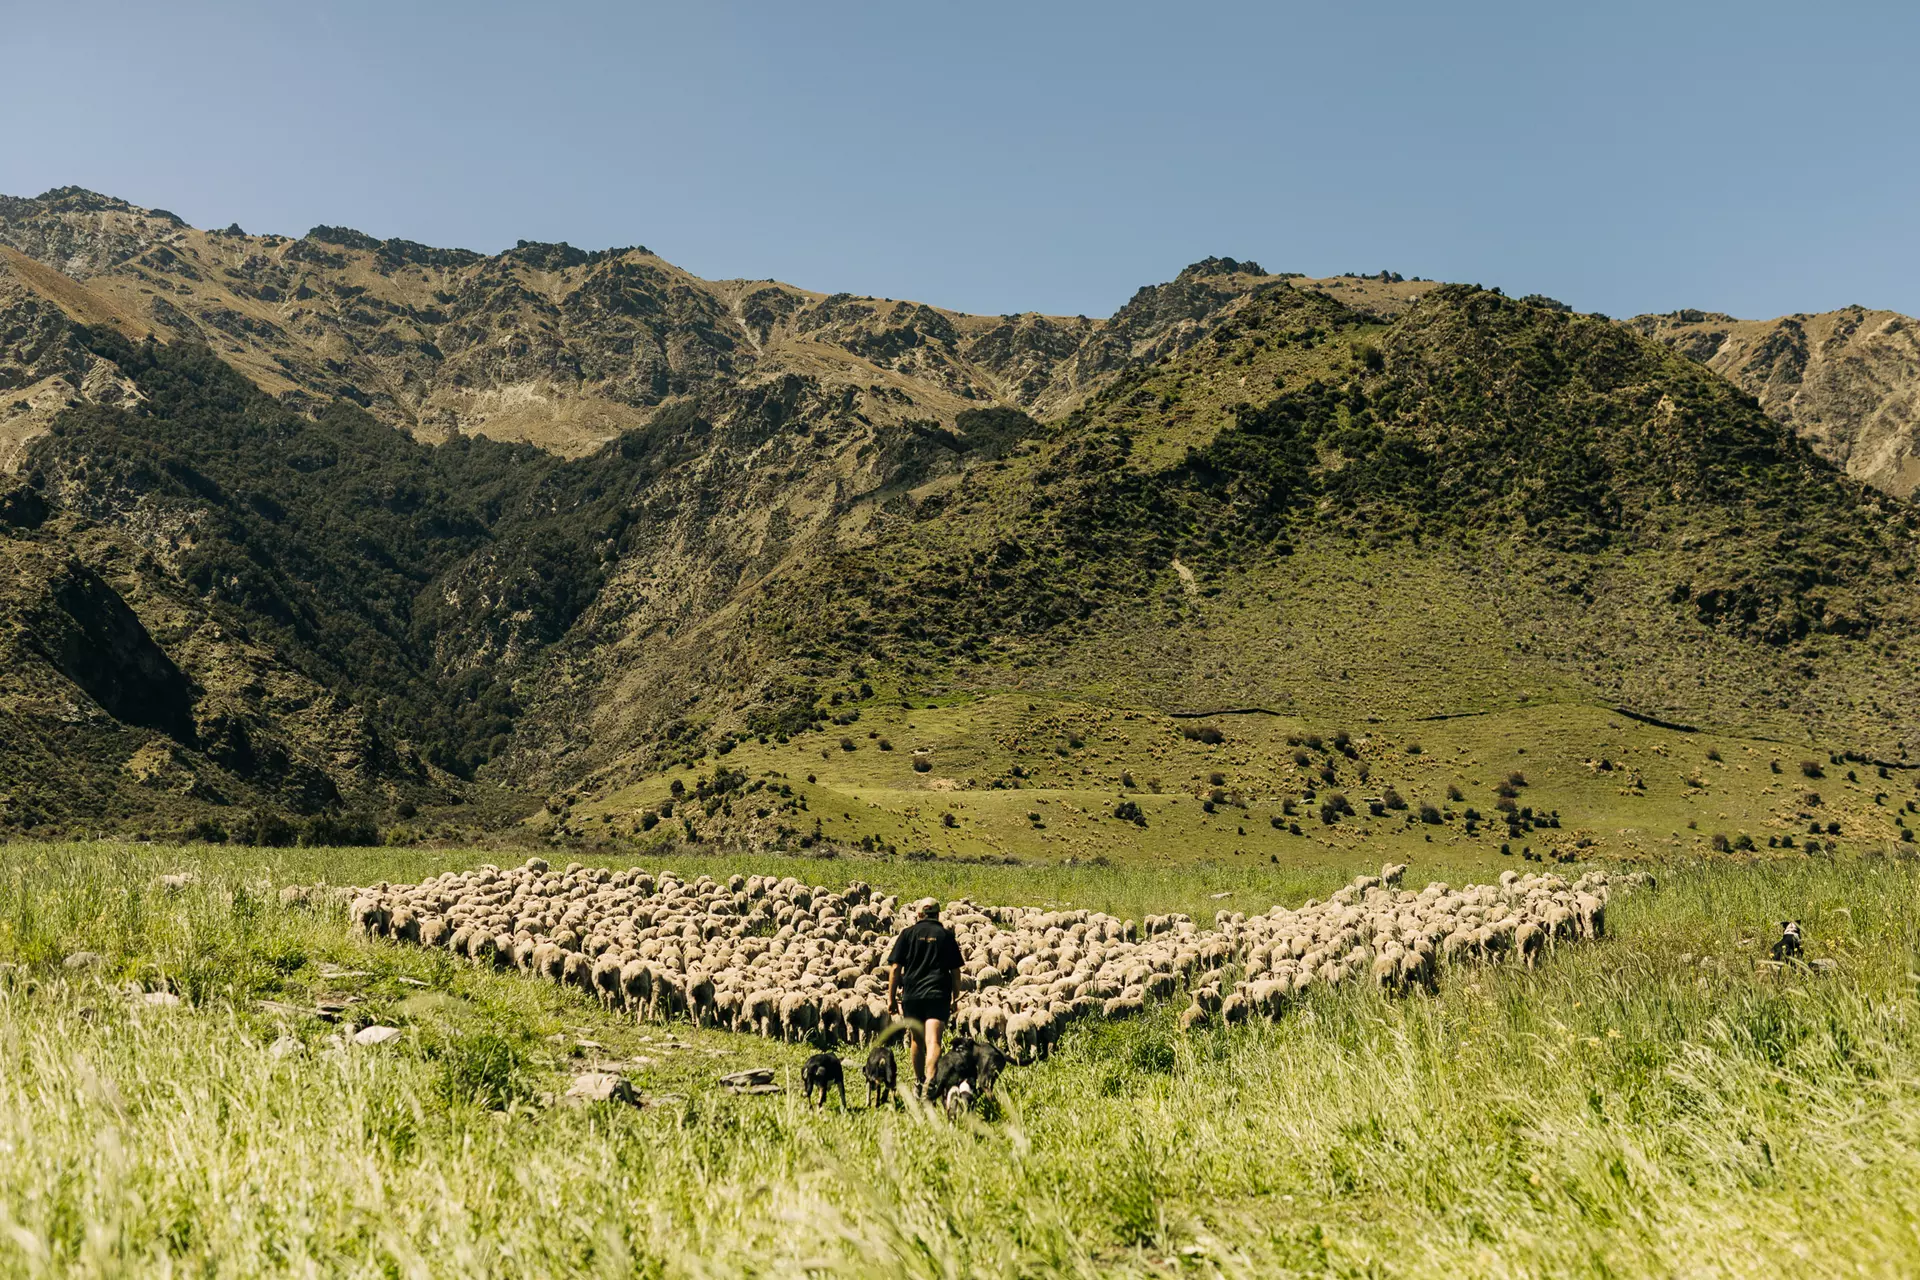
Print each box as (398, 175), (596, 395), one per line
(0, 842), (1917, 1275)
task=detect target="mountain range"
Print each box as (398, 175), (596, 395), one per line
(0, 187), (1914, 845)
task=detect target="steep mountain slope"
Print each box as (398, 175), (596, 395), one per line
(491, 284), (1919, 828)
(0, 248), (146, 470)
(0, 189), (1426, 463)
(1632, 306), (1920, 498)
(0, 188), (1915, 847)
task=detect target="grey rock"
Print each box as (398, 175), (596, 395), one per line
(351, 1025), (402, 1047)
(566, 1071), (641, 1106)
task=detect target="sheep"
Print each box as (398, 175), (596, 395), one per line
(1573, 892), (1606, 940)
(350, 859), (1613, 1052)
(745, 989), (779, 1038)
(1514, 922), (1545, 968)
(779, 992), (819, 1043)
(591, 954), (624, 1007)
(1371, 949), (1402, 993)
(620, 958), (652, 1010)
(350, 895), (391, 937)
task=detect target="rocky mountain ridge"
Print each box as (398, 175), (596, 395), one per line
(0, 188), (1431, 465)
(1631, 306), (1920, 499)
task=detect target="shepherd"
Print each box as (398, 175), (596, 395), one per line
(886, 896), (965, 1098)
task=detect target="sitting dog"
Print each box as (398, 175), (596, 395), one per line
(863, 1044), (898, 1107)
(1770, 920), (1804, 964)
(801, 1052), (847, 1108)
(924, 1036), (1009, 1114)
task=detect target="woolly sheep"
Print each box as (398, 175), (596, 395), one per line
(351, 858), (1625, 1051)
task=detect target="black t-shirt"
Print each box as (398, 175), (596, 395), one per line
(888, 919), (964, 1002)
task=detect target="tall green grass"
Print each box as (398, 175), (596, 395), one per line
(0, 842), (1915, 1276)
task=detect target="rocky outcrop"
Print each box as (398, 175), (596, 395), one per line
(1632, 306), (1920, 499)
(24, 558), (198, 743)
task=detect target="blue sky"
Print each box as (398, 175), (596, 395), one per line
(3, 0), (1913, 320)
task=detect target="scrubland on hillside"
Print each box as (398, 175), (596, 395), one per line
(1, 191), (1915, 851)
(1, 842), (1917, 1276)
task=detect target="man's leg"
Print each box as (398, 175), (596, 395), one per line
(909, 1023), (927, 1086)
(921, 1017), (945, 1097)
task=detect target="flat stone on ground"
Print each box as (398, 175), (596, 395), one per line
(567, 1072), (641, 1106)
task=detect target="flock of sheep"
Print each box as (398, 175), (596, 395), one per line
(348, 860), (1634, 1056)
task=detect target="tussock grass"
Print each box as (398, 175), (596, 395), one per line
(1, 842), (1917, 1276)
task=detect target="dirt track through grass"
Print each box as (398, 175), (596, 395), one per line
(1, 842), (1917, 1276)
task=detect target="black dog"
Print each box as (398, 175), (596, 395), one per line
(801, 1052), (848, 1108)
(924, 1037), (1009, 1114)
(863, 1044), (898, 1107)
(1771, 920), (1804, 964)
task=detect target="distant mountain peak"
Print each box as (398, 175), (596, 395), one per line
(26, 187), (184, 225)
(1176, 256), (1266, 280)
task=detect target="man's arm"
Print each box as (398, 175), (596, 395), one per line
(947, 933), (964, 1001)
(886, 963), (900, 1012)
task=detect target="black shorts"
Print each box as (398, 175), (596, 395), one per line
(901, 996), (951, 1025)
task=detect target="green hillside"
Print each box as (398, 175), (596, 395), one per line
(1, 272), (1916, 851)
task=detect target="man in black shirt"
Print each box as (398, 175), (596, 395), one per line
(886, 897), (965, 1094)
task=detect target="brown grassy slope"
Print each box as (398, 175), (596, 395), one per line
(0, 250), (147, 469)
(1633, 306), (1920, 499)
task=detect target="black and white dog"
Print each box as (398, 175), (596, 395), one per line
(1770, 920), (1804, 964)
(925, 1037), (1009, 1115)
